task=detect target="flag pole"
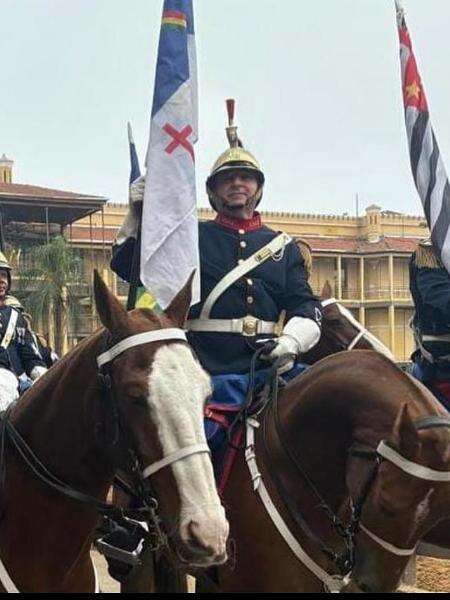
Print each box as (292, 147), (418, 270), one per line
(126, 122), (143, 311)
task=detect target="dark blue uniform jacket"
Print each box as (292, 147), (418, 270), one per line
(112, 219), (321, 375)
(0, 306), (45, 376)
(410, 256), (450, 379)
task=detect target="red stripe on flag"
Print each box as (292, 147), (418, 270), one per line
(399, 26), (412, 51)
(401, 37), (428, 112)
(163, 10), (186, 21)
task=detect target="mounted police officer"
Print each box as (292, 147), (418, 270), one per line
(106, 103), (322, 580)
(410, 238), (450, 411)
(0, 253), (47, 410)
(112, 101), (322, 387)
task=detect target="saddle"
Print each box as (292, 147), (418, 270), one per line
(205, 360), (307, 495)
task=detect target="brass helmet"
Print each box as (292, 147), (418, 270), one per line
(0, 252), (12, 291)
(206, 99), (265, 210)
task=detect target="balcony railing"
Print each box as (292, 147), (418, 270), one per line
(364, 287), (391, 300)
(341, 287), (360, 301)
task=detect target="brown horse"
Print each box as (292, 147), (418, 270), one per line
(304, 291), (450, 560)
(194, 350), (450, 593)
(0, 272), (228, 592)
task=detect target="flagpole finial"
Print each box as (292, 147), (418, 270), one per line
(225, 99), (241, 148)
(395, 0), (405, 23)
(127, 121), (134, 144)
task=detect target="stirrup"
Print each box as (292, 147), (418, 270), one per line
(94, 517), (148, 567)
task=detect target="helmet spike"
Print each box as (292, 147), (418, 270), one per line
(226, 99), (235, 127)
(225, 99), (240, 148)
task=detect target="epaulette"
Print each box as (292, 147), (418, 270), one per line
(413, 238), (442, 269)
(294, 237), (313, 279)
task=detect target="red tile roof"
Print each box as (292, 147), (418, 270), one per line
(302, 236), (421, 254)
(0, 182), (103, 200)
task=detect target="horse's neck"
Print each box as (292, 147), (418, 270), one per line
(276, 352), (421, 508)
(10, 330), (114, 495)
(276, 388), (350, 513)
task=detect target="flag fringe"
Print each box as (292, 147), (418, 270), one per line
(414, 243), (442, 269)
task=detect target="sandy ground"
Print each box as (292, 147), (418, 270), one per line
(417, 557), (450, 593)
(93, 552), (449, 593)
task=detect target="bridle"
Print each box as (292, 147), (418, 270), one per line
(96, 327), (210, 483)
(320, 298), (393, 356)
(0, 326), (211, 592)
(346, 416), (450, 559)
(244, 361), (450, 592)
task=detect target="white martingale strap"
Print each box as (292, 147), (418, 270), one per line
(245, 418), (345, 593)
(0, 557), (19, 593)
(359, 524), (417, 557)
(96, 329), (187, 369)
(200, 233), (292, 320)
(377, 441), (450, 482)
(142, 443), (210, 479)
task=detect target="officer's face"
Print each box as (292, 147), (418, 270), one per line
(213, 170), (259, 218)
(0, 271), (8, 299)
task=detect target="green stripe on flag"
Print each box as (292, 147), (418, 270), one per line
(135, 286), (162, 313)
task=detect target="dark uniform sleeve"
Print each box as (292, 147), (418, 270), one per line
(14, 313), (46, 376)
(415, 266), (450, 323)
(110, 238), (137, 283)
(279, 242), (322, 326)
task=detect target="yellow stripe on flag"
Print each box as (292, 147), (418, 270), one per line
(162, 17), (187, 28)
(135, 290), (158, 310)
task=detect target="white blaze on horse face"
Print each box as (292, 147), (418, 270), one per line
(147, 344), (228, 562)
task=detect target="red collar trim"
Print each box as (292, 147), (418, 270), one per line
(215, 213), (262, 232)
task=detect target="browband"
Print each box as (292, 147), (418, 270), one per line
(97, 329), (187, 368)
(377, 441), (450, 482)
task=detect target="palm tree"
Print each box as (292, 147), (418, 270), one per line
(17, 236), (84, 356)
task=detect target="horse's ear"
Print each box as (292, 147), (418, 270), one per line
(93, 270), (128, 333)
(321, 280), (333, 300)
(164, 271), (195, 328)
(392, 403), (420, 459)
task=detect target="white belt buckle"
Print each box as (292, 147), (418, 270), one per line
(242, 315), (259, 337)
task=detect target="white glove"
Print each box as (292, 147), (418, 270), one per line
(30, 366), (48, 381)
(116, 175), (146, 245)
(129, 175), (146, 205)
(264, 317), (321, 362)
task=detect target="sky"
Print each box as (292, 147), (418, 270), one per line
(1, 0), (450, 218)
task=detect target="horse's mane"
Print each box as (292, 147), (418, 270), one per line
(287, 349), (445, 422)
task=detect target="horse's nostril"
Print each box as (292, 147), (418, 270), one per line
(186, 521), (215, 556)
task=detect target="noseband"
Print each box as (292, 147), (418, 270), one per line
(349, 416), (450, 558)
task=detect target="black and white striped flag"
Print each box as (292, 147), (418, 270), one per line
(396, 0), (450, 271)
